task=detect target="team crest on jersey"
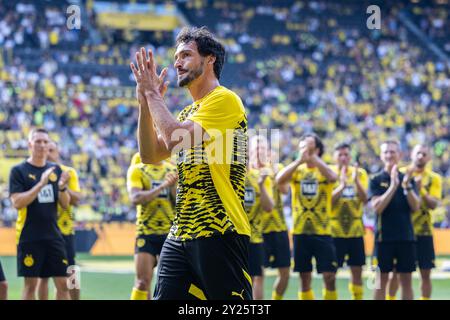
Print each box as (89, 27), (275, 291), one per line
(63, 259), (68, 266)
(24, 254), (34, 267)
(380, 182), (389, 188)
(28, 174), (36, 181)
(137, 238), (146, 248)
(49, 172), (57, 182)
(342, 186), (356, 199)
(301, 180), (318, 197)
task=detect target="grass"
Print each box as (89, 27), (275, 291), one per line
(1, 254), (449, 300)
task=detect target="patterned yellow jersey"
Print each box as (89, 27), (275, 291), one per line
(127, 161), (176, 236)
(57, 164), (81, 236)
(329, 165), (368, 238)
(400, 167), (442, 236)
(261, 163), (288, 233)
(169, 85), (250, 241)
(291, 164), (334, 235)
(130, 152), (141, 165)
(244, 168), (264, 244)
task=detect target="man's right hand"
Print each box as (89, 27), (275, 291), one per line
(390, 165), (400, 188)
(297, 142), (310, 163)
(163, 172), (178, 188)
(340, 166), (347, 186)
(39, 167), (55, 187)
(131, 48), (169, 100)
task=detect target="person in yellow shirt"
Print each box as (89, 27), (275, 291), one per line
(276, 134), (338, 300)
(251, 137), (291, 300)
(127, 160), (177, 300)
(387, 144), (442, 300)
(38, 140), (82, 300)
(244, 163), (273, 300)
(131, 27), (251, 299)
(330, 143), (368, 300)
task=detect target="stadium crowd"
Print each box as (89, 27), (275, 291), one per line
(0, 0), (449, 229)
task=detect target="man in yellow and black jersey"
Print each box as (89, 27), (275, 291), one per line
(251, 137), (291, 300)
(37, 140), (82, 300)
(127, 159), (177, 300)
(245, 147), (274, 300)
(330, 143), (368, 300)
(276, 134), (339, 300)
(388, 144), (442, 300)
(9, 128), (71, 300)
(131, 26), (251, 300)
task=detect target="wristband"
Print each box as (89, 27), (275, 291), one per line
(59, 187), (67, 192)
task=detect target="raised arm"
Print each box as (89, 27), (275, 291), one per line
(258, 169), (274, 212)
(128, 172), (178, 206)
(276, 158), (302, 190)
(10, 167), (55, 210)
(402, 173), (420, 213)
(131, 48), (203, 160)
(332, 166), (347, 205)
(371, 168), (399, 215)
(136, 86), (171, 164)
(57, 171), (71, 210)
(311, 155), (338, 183)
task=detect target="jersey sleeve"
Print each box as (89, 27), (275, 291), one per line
(359, 168), (369, 190)
(189, 89), (245, 138)
(368, 176), (383, 199)
(429, 174), (443, 200)
(127, 165), (144, 190)
(9, 166), (26, 194)
(67, 168), (81, 192)
(130, 152), (141, 166)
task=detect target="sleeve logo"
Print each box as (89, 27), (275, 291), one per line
(49, 172), (58, 182)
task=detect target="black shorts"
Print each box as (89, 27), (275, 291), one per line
(293, 234), (338, 273)
(375, 241), (416, 273)
(154, 233), (253, 300)
(416, 236), (435, 270)
(263, 231), (291, 268)
(0, 260), (5, 282)
(333, 237), (366, 268)
(63, 235), (76, 266)
(248, 242), (264, 277)
(135, 234), (167, 256)
(17, 239), (68, 278)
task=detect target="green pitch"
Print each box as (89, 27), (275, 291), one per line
(1, 254), (449, 300)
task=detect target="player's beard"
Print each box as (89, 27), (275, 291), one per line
(414, 160), (426, 169)
(178, 59), (205, 87)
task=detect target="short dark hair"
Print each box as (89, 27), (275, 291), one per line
(300, 133), (324, 157)
(334, 142), (351, 151)
(175, 26), (226, 80)
(28, 128), (49, 141)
